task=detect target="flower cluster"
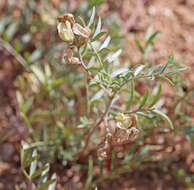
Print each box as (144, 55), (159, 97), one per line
(57, 13), (91, 64)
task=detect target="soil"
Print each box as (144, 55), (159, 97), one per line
(0, 0), (194, 190)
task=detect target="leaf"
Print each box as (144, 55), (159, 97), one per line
(145, 26), (153, 41)
(31, 65), (44, 83)
(91, 31), (106, 42)
(89, 0), (106, 6)
(134, 36), (144, 54)
(99, 35), (111, 51)
(48, 173), (57, 190)
(110, 68), (128, 78)
(107, 49), (122, 63)
(139, 87), (149, 109)
(23, 154), (39, 168)
(30, 165), (49, 179)
(0, 17), (11, 34)
(127, 79), (134, 109)
(24, 97), (34, 113)
(86, 157), (93, 185)
(39, 163), (49, 184)
(136, 111), (152, 119)
(37, 179), (56, 190)
(83, 52), (96, 59)
(98, 158), (103, 176)
(160, 54), (174, 74)
(123, 145), (136, 163)
(93, 17), (101, 38)
(20, 147), (30, 167)
(78, 16), (86, 27)
(111, 151), (117, 171)
(146, 31), (161, 48)
(159, 75), (174, 86)
(135, 145), (150, 161)
(134, 65), (145, 76)
(149, 83), (162, 107)
(88, 7), (96, 27)
(152, 109), (174, 129)
(30, 150), (38, 177)
(164, 67), (187, 76)
(81, 43), (88, 56)
(6, 22), (18, 41)
(90, 89), (104, 106)
(29, 49), (42, 63)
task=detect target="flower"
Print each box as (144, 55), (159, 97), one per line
(115, 112), (133, 129)
(57, 13), (91, 46)
(57, 21), (74, 43)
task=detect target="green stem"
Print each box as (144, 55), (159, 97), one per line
(89, 40), (104, 68)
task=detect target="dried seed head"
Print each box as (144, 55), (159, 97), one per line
(57, 13), (75, 26)
(57, 21), (74, 43)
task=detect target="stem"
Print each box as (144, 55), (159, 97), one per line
(0, 38), (31, 72)
(78, 47), (111, 96)
(89, 40), (104, 68)
(78, 47), (91, 75)
(74, 93), (116, 161)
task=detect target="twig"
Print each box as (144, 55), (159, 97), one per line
(78, 47), (91, 75)
(74, 93), (115, 161)
(78, 47), (111, 96)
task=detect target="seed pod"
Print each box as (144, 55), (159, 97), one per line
(73, 23), (91, 47)
(57, 21), (74, 43)
(57, 13), (75, 26)
(64, 47), (81, 65)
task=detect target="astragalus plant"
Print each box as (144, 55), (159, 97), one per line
(16, 7), (187, 189)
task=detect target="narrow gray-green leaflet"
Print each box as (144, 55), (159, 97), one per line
(152, 109), (174, 129)
(138, 87), (149, 109)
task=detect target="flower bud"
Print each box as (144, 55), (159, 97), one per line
(57, 21), (74, 43)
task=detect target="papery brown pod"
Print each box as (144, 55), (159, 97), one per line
(73, 23), (91, 47)
(64, 47), (81, 65)
(57, 13), (75, 26)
